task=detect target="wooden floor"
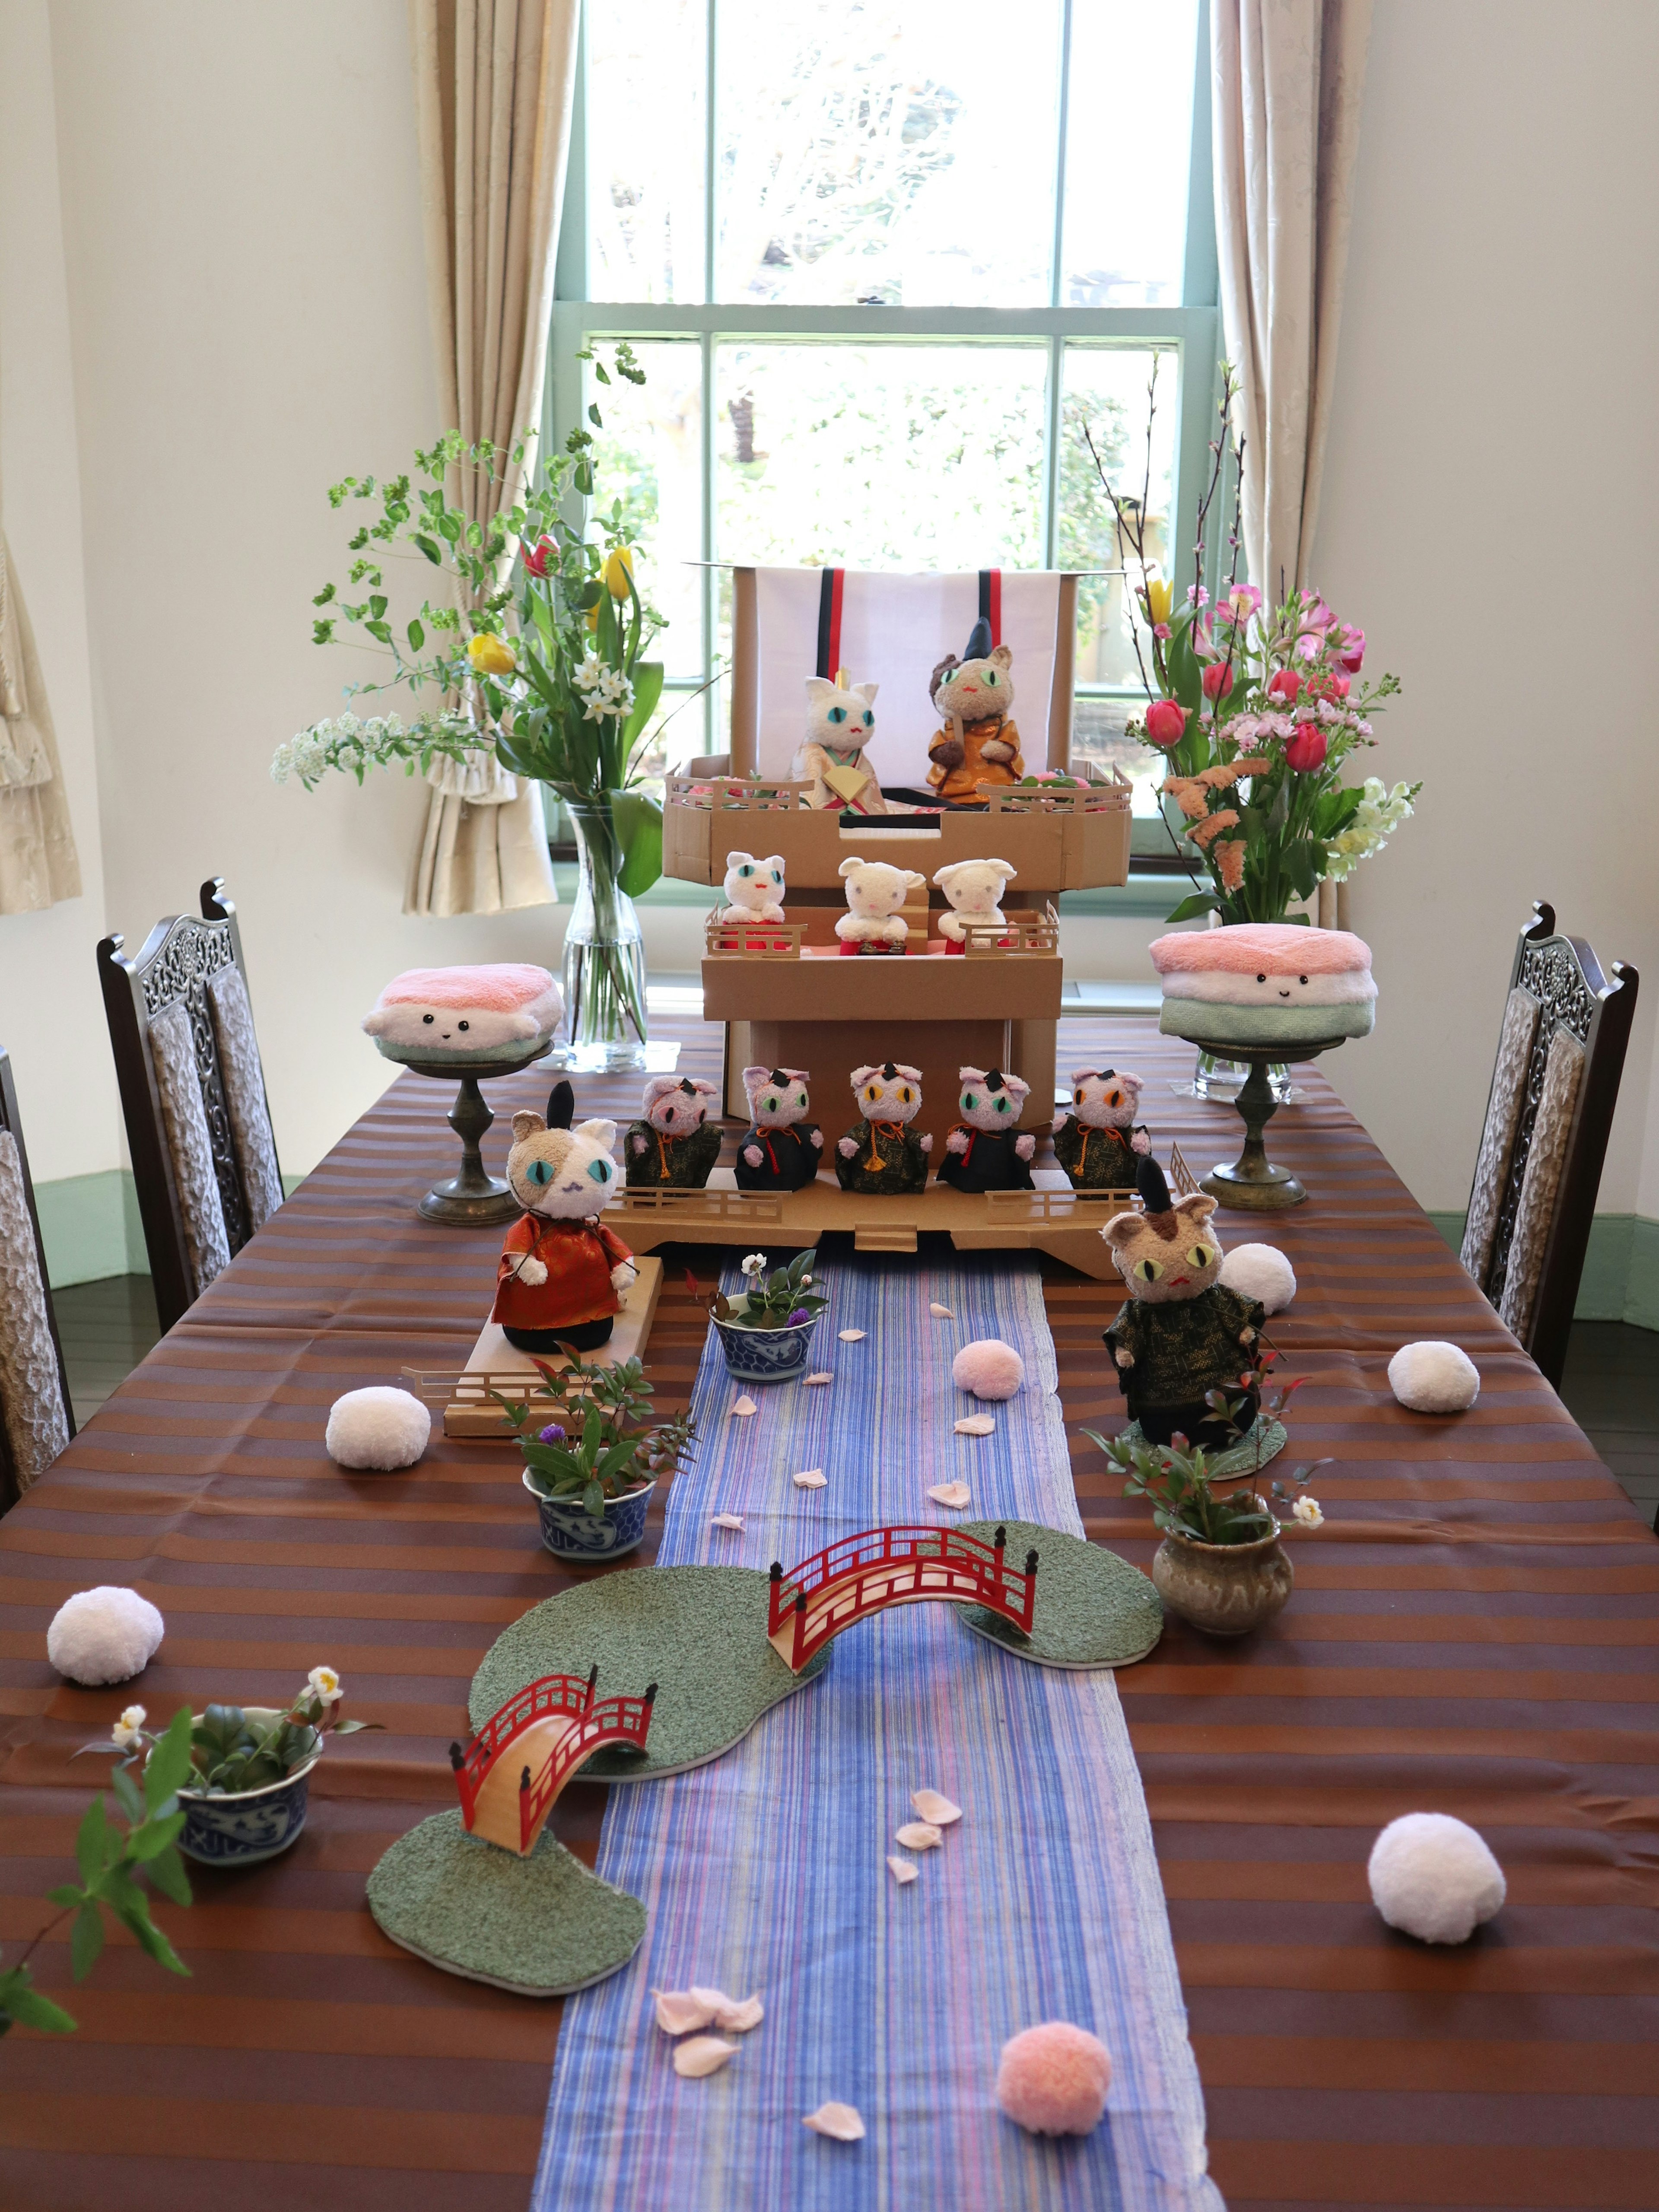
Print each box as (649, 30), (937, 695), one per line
(54, 1270), (1659, 1513)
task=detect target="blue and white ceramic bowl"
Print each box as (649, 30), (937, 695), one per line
(524, 1471), (656, 1560)
(712, 1299), (819, 1385)
(174, 1712), (321, 1867)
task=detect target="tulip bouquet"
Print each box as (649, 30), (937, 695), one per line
(273, 343), (669, 1054)
(1084, 362), (1415, 926)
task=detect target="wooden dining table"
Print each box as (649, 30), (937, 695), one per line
(2, 1017), (1655, 2212)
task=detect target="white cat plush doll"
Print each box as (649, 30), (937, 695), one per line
(719, 851), (787, 925)
(792, 675), (886, 813)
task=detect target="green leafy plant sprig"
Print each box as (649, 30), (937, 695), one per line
(497, 1348), (695, 1521)
(0, 1707), (197, 2041)
(714, 1249), (829, 1331)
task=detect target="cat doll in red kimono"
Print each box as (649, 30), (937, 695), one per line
(491, 1082), (637, 1352)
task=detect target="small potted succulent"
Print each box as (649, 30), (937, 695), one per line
(1084, 1364), (1329, 1636)
(709, 1249), (829, 1384)
(110, 1669), (379, 1867)
(498, 1347), (694, 1560)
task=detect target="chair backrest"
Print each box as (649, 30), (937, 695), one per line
(97, 877), (283, 1335)
(1461, 901), (1639, 1388)
(0, 1045), (75, 1507)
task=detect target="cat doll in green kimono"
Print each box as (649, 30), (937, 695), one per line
(834, 1062), (932, 1194)
(1052, 1067), (1150, 1192)
(1102, 1156), (1264, 1450)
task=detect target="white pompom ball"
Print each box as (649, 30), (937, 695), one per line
(952, 1338), (1025, 1401)
(326, 1386), (431, 1470)
(1218, 1243), (1297, 1315)
(1388, 1341), (1480, 1414)
(1368, 1812), (1506, 1943)
(47, 1586), (165, 1685)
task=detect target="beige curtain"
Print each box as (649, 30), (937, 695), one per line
(0, 529), (80, 913)
(1211, 0), (1373, 598)
(404, 0), (578, 916)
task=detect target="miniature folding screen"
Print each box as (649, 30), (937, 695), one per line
(750, 567), (1073, 787)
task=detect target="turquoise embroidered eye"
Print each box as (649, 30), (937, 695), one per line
(828, 706), (847, 724)
(740, 864), (752, 877)
(527, 1158), (553, 1185)
(995, 1096), (1009, 1113)
(587, 1158), (610, 1182)
(861, 710), (873, 726)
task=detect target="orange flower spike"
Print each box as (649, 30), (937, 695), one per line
(1189, 807), (1241, 848)
(1215, 838), (1246, 891)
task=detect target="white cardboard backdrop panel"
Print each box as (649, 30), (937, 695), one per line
(752, 568), (1066, 786)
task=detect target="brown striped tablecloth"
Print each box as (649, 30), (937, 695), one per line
(2, 1019), (1655, 2211)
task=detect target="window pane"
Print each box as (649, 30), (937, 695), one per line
(713, 343), (1047, 617)
(1061, 0), (1200, 307)
(1058, 345), (1179, 719)
(715, 0), (1063, 307)
(586, 1), (707, 303)
(585, 340), (706, 685)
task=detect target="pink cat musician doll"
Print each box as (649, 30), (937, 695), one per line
(490, 1083), (637, 1353)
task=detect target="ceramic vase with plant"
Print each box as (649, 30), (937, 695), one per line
(1084, 1422), (1329, 1638)
(497, 1344), (694, 1560)
(111, 1669), (379, 1868)
(710, 1250), (829, 1384)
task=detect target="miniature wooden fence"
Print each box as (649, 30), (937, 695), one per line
(667, 773), (813, 813)
(768, 1524), (1038, 1673)
(980, 768), (1132, 814)
(704, 912), (806, 960)
(610, 1187), (785, 1223)
(400, 1365), (617, 1420)
(984, 1188), (1137, 1221)
(960, 903), (1061, 957)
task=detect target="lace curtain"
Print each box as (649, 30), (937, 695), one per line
(0, 528), (81, 913)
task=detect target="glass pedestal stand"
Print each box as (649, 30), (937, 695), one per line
(1176, 1051), (1302, 1106)
(402, 1049), (549, 1226)
(1194, 1038), (1347, 1212)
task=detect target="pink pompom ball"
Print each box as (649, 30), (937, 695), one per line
(952, 1338), (1025, 1402)
(996, 2022), (1112, 2136)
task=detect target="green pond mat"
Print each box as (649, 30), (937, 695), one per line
(955, 1519), (1164, 1669)
(1118, 1414), (1286, 1479)
(470, 1564), (828, 1780)
(367, 1809), (645, 1996)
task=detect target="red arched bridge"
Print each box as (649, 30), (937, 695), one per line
(450, 1668), (656, 1856)
(769, 1524), (1039, 1673)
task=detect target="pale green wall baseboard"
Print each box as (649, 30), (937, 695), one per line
(1427, 1210), (1659, 1330)
(35, 1169), (305, 1289)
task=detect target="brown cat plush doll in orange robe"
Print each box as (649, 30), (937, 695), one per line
(926, 624), (1024, 804)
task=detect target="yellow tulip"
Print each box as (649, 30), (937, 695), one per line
(604, 545), (636, 600)
(585, 603), (601, 632)
(467, 632), (515, 677)
(1143, 575), (1173, 627)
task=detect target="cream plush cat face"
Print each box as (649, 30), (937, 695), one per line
(1070, 1068), (1145, 1129)
(642, 1076), (718, 1136)
(723, 852), (785, 912)
(804, 676), (877, 753)
(742, 1066), (811, 1129)
(1103, 1193), (1224, 1306)
(931, 643), (1014, 723)
(506, 1114), (619, 1217)
(852, 1062), (923, 1124)
(957, 1066), (1030, 1132)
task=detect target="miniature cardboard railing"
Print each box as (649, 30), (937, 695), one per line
(451, 1669), (656, 1855)
(704, 912), (806, 960)
(979, 769), (1132, 814)
(400, 1365), (623, 1417)
(610, 1187), (785, 1221)
(667, 774), (813, 813)
(960, 904), (1061, 957)
(767, 1523), (1038, 1673)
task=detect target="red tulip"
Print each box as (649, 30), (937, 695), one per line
(1284, 723), (1328, 772)
(1201, 661), (1234, 702)
(1266, 667), (1301, 704)
(1335, 625), (1365, 673)
(1144, 698), (1187, 748)
(1305, 671), (1350, 703)
(521, 536), (554, 578)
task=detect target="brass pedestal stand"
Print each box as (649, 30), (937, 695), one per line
(1192, 1039), (1347, 1212)
(403, 1052), (548, 1226)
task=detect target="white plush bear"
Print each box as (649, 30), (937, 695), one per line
(932, 857), (1018, 944)
(720, 850), (787, 924)
(835, 855), (927, 946)
(792, 675), (885, 813)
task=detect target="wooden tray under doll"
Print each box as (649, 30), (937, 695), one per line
(401, 1257), (664, 1439)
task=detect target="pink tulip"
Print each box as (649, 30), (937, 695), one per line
(1144, 699), (1187, 748)
(1266, 668), (1302, 704)
(1284, 723), (1328, 773)
(1201, 662), (1234, 702)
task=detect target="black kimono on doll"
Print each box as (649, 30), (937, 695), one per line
(733, 1066), (823, 1192)
(935, 1066), (1036, 1194)
(1102, 1157), (1263, 1450)
(936, 1126), (1035, 1193)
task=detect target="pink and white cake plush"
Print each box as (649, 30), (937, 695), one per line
(362, 964), (563, 1065)
(1151, 924), (1375, 1047)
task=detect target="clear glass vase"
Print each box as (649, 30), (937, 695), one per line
(553, 797), (649, 1072)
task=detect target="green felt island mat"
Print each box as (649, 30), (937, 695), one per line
(366, 1809), (646, 1995)
(1118, 1414), (1287, 1479)
(470, 1564), (829, 1780)
(955, 1519), (1164, 1669)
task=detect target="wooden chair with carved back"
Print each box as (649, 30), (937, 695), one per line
(1460, 902), (1639, 1389)
(97, 878), (283, 1335)
(0, 1045), (75, 1510)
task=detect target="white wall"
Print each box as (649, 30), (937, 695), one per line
(0, 0), (118, 1188)
(1312, 0), (1659, 1214)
